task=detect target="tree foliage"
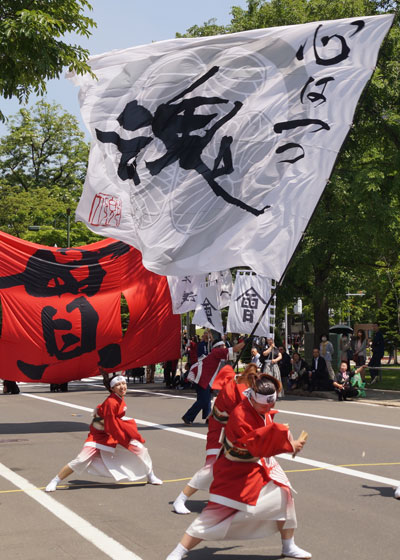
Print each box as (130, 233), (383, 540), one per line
(177, 0), (400, 342)
(0, 100), (100, 247)
(0, 0), (95, 121)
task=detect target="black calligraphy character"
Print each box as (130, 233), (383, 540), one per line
(300, 77), (335, 106)
(275, 143), (305, 164)
(236, 287), (266, 323)
(243, 308), (255, 323)
(0, 242), (131, 298)
(16, 296), (100, 380)
(42, 296), (99, 360)
(296, 21), (365, 66)
(96, 66), (270, 216)
(182, 276), (192, 283)
(96, 102), (154, 185)
(179, 291), (197, 306)
(201, 297), (217, 326)
(274, 119), (330, 164)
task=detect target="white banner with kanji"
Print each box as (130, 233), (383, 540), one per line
(192, 281), (224, 333)
(167, 274), (204, 314)
(227, 271), (275, 337)
(70, 15), (393, 280)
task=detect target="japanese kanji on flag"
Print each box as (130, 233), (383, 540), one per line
(69, 14), (393, 280)
(0, 231), (180, 383)
(167, 274), (204, 314)
(192, 281), (224, 334)
(227, 271), (276, 337)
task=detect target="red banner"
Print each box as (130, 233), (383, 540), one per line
(0, 232), (181, 383)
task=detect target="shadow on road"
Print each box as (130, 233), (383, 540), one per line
(361, 484), (396, 498)
(0, 421), (88, 434)
(186, 547), (279, 559)
(61, 479), (147, 491)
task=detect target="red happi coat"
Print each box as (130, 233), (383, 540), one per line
(206, 375), (248, 456)
(84, 393), (144, 451)
(189, 346), (233, 389)
(209, 397), (294, 510)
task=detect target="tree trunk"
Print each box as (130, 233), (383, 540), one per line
(313, 294), (330, 347)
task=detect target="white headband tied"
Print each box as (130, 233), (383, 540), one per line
(110, 375), (126, 388)
(245, 388), (277, 404)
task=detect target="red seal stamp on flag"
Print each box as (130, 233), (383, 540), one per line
(89, 193), (122, 227)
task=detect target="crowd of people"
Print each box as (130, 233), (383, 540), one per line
(247, 324), (389, 402)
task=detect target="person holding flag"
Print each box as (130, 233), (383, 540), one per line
(181, 337), (245, 425)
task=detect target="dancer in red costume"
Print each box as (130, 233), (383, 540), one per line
(173, 363), (257, 514)
(167, 373), (311, 559)
(45, 372), (162, 491)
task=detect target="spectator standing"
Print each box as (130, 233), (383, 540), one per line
(340, 334), (351, 368)
(250, 346), (262, 369)
(353, 329), (367, 366)
(262, 338), (282, 386)
(369, 323), (385, 384)
(278, 346), (291, 389)
(319, 334), (335, 380)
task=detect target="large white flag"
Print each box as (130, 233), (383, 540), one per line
(227, 271), (276, 337)
(70, 15), (393, 280)
(192, 281), (224, 334)
(167, 274), (204, 314)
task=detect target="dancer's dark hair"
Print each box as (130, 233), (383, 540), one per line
(247, 372), (282, 395)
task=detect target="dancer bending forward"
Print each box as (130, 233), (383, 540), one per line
(173, 363), (256, 514)
(167, 373), (311, 559)
(46, 372), (162, 492)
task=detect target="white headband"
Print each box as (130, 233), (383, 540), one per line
(246, 388), (277, 404)
(110, 375), (126, 388)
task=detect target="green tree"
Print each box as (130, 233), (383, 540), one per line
(0, 0), (95, 121)
(0, 100), (100, 247)
(178, 0), (400, 342)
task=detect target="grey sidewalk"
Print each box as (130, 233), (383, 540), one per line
(287, 387), (400, 407)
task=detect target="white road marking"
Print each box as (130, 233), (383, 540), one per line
(20, 393), (400, 487)
(0, 462), (143, 560)
(279, 453), (400, 486)
(275, 408), (400, 431)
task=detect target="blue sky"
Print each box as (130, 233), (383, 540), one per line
(0, 0), (248, 138)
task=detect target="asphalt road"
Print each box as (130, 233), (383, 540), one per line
(1, 379), (399, 560)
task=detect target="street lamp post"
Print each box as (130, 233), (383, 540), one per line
(66, 208), (71, 248)
(346, 290), (366, 326)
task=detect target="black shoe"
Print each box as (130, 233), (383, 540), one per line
(182, 416), (192, 425)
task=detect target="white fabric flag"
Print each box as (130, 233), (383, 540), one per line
(208, 269), (233, 309)
(192, 282), (224, 334)
(227, 271), (275, 337)
(70, 15), (393, 280)
(167, 274), (204, 314)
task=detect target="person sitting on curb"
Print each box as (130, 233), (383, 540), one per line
(334, 361), (367, 401)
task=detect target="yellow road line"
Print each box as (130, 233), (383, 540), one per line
(1, 464), (399, 494)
